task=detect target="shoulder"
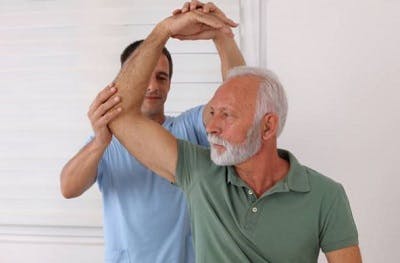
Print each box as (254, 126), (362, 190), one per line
(303, 166), (349, 211)
(305, 167), (343, 193)
(305, 166), (346, 199)
(282, 149), (343, 196)
(302, 168), (359, 252)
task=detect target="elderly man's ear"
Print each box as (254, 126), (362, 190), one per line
(262, 113), (279, 140)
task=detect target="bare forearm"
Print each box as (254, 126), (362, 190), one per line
(60, 140), (106, 198)
(105, 20), (178, 181)
(203, 34), (245, 125)
(112, 22), (170, 116)
(213, 34), (245, 80)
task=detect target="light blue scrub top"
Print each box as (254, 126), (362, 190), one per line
(95, 106), (208, 263)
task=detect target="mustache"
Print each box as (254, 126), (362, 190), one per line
(207, 134), (229, 147)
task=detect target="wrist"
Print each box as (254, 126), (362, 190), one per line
(213, 29), (234, 43)
(213, 32), (234, 52)
(91, 136), (110, 151)
(157, 17), (174, 39)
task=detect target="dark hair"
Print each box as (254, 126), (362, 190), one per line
(120, 40), (173, 79)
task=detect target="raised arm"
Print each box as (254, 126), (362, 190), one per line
(213, 32), (245, 80)
(173, 1), (245, 126)
(173, 1), (245, 80)
(108, 12), (236, 182)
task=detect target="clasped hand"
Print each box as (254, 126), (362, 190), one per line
(163, 0), (237, 40)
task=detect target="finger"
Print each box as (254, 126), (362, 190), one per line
(175, 27), (234, 40)
(212, 10), (238, 27)
(215, 15), (238, 27)
(92, 95), (121, 121)
(192, 10), (224, 29)
(173, 24), (216, 40)
(194, 9), (237, 30)
(96, 106), (122, 127)
(202, 2), (216, 13)
(182, 2), (190, 13)
(223, 16), (238, 27)
(89, 83), (116, 110)
(172, 8), (182, 15)
(202, 4), (238, 27)
(190, 0), (204, 11)
(173, 30), (215, 40)
(88, 83), (116, 115)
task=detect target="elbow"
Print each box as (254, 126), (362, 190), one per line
(60, 181), (78, 199)
(61, 186), (77, 199)
(60, 170), (80, 199)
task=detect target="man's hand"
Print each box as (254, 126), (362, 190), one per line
(162, 2), (237, 40)
(172, 0), (236, 26)
(87, 83), (122, 147)
(171, 0), (236, 40)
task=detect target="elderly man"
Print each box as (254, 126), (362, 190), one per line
(104, 6), (362, 263)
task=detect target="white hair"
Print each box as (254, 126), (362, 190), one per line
(226, 66), (288, 136)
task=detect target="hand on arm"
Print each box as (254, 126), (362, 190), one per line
(60, 84), (122, 198)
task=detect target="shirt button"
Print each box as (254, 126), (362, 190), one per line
(252, 207), (258, 213)
(248, 189), (253, 195)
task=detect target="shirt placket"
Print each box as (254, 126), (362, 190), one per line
(243, 188), (261, 232)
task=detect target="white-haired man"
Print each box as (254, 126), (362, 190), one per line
(103, 6), (362, 263)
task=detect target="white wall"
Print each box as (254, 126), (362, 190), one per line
(262, 0), (400, 262)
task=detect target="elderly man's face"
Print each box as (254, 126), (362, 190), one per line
(206, 75), (262, 165)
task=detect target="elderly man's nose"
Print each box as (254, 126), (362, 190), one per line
(206, 116), (221, 135)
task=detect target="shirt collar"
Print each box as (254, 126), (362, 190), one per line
(278, 149), (310, 193)
(227, 149), (310, 194)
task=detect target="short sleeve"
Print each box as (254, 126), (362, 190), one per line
(175, 139), (208, 193)
(320, 184), (359, 252)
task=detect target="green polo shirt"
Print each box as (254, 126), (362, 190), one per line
(175, 139), (358, 263)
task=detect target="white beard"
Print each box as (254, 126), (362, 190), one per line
(208, 123), (262, 166)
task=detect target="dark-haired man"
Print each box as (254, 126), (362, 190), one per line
(60, 2), (244, 262)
